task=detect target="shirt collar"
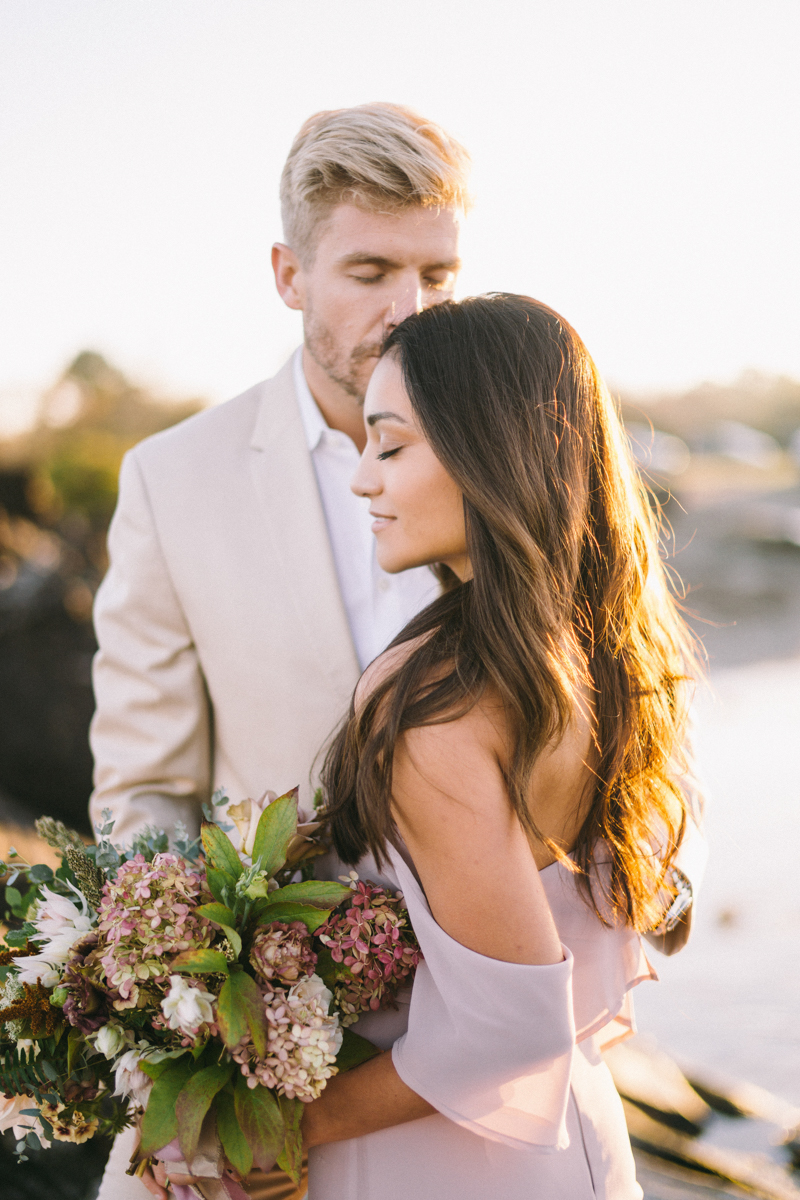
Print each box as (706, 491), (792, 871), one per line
(293, 346), (327, 452)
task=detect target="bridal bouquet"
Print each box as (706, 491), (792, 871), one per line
(0, 789), (421, 1191)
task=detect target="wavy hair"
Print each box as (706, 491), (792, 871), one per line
(322, 294), (698, 931)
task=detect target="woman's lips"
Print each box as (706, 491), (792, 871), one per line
(369, 513), (394, 534)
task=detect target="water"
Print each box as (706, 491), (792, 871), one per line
(634, 658), (800, 1106)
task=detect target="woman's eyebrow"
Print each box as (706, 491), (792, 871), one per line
(366, 411), (411, 427)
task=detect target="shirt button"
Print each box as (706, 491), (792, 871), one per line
(378, 577), (391, 593)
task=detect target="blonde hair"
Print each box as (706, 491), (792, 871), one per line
(280, 103), (472, 262)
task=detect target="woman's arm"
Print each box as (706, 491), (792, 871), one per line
(302, 1051), (435, 1148)
(303, 704), (566, 1150)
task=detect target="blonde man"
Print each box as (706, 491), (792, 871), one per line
(92, 104), (471, 1200)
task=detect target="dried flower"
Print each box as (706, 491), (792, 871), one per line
(65, 847), (106, 909)
(231, 974), (342, 1102)
(95, 853), (211, 1009)
(317, 880), (421, 1025)
(62, 934), (109, 1034)
(34, 816), (85, 855)
(160, 975), (216, 1039)
(250, 921), (317, 985)
(0, 980), (58, 1036)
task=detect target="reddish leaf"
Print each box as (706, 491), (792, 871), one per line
(234, 1073), (285, 1173)
(175, 1062), (233, 1165)
(217, 1087), (252, 1178)
(217, 969), (268, 1057)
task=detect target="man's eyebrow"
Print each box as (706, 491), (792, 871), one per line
(337, 253), (462, 272)
(366, 411), (412, 427)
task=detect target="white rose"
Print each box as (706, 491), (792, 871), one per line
(160, 975), (216, 1037)
(113, 1049), (154, 1109)
(289, 973), (333, 1012)
(94, 1023), (127, 1060)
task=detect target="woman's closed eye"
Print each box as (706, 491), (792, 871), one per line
(377, 447), (403, 461)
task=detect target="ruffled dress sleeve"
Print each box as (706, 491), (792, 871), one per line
(388, 847), (576, 1152)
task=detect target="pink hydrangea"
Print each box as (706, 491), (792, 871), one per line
(232, 975), (342, 1102)
(317, 880), (421, 1025)
(249, 921), (317, 985)
(95, 853), (212, 1009)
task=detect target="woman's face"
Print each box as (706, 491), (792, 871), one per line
(352, 353), (469, 579)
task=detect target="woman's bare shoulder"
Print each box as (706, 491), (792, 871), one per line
(354, 635), (429, 714)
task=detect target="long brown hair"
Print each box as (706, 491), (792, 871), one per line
(322, 294), (697, 931)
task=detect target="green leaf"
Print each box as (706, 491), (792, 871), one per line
(201, 822), (243, 879)
(260, 902), (329, 932)
(139, 1059), (195, 1156)
(175, 1062), (234, 1165)
(206, 866), (237, 907)
(234, 1073), (285, 1173)
(251, 793), (298, 879)
(4, 886), (22, 908)
(28, 865), (54, 884)
(195, 902), (237, 927)
(66, 1027), (83, 1075)
(336, 1028), (382, 1072)
(139, 1053), (189, 1081)
(271, 880), (350, 909)
(276, 1095), (303, 1184)
(216, 1087), (252, 1178)
(195, 905), (242, 959)
(217, 970), (268, 1057)
(170, 948), (230, 975)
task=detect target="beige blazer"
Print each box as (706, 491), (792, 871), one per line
(89, 357), (361, 845)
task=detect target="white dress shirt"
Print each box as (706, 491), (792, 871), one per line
(293, 349), (438, 670)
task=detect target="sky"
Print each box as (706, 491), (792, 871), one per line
(1, 0), (798, 433)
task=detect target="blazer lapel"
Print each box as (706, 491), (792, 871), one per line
(248, 358), (361, 700)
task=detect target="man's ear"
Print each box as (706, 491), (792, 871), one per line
(272, 242), (305, 311)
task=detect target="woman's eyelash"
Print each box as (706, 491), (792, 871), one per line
(377, 447), (402, 461)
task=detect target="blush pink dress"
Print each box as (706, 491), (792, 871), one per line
(309, 844), (655, 1200)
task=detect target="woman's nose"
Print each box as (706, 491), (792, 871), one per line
(351, 451), (378, 498)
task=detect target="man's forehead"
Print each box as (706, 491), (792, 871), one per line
(318, 202), (461, 266)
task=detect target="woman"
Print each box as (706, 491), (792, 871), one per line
(300, 294), (699, 1199)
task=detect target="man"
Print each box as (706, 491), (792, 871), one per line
(91, 103), (471, 1200)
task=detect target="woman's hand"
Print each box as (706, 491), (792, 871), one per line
(138, 1160), (200, 1199)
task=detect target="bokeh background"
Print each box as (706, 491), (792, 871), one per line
(2, 3), (799, 1197)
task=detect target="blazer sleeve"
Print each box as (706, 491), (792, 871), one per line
(89, 449), (211, 846)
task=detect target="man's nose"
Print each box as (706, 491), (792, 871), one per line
(385, 280), (424, 330)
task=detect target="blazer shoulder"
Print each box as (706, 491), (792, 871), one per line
(129, 360), (297, 482)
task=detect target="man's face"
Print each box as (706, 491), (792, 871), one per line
(290, 204), (461, 403)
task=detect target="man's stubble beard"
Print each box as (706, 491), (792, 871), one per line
(304, 307), (382, 405)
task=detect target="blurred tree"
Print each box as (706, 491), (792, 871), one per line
(0, 352), (204, 832)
